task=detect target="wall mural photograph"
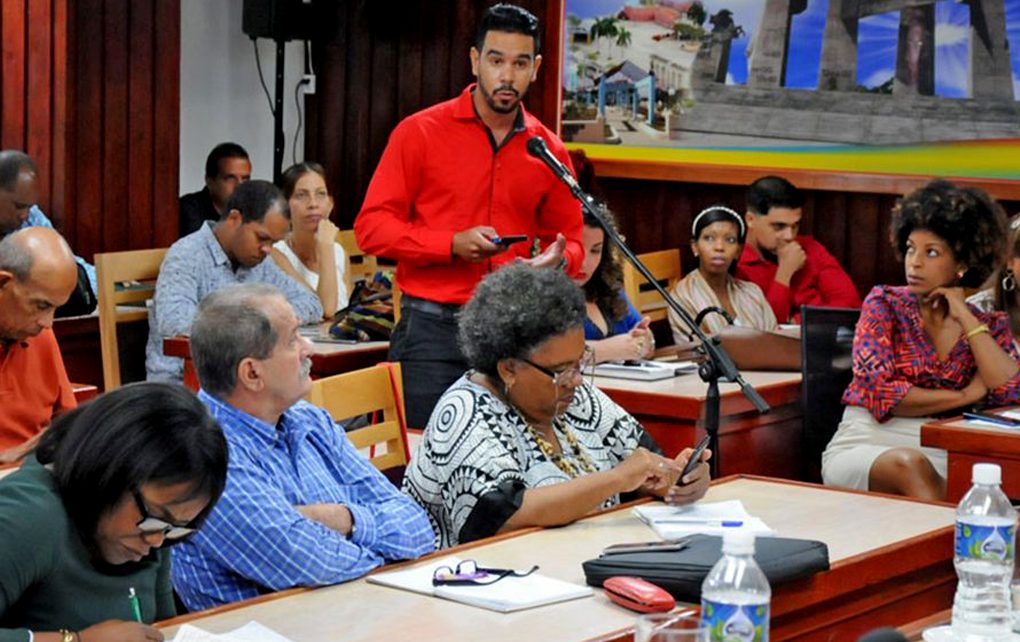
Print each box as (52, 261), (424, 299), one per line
(561, 0), (1020, 179)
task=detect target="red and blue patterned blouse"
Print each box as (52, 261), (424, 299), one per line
(843, 285), (1020, 421)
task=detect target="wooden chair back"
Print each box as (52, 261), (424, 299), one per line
(622, 249), (683, 322)
(305, 362), (410, 478)
(337, 229), (379, 287)
(94, 248), (166, 390)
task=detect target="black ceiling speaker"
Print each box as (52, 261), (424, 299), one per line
(242, 0), (334, 42)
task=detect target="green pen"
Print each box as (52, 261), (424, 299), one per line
(128, 587), (142, 622)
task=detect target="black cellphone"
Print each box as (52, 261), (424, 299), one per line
(678, 434), (710, 482)
(491, 234), (528, 246)
(601, 539), (690, 556)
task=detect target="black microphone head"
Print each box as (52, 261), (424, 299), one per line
(857, 628), (908, 642)
(526, 136), (548, 157)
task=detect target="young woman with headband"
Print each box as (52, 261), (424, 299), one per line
(668, 205), (776, 343)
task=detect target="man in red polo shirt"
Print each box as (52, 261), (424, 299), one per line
(736, 176), (861, 324)
(355, 4), (583, 428)
(0, 227), (78, 463)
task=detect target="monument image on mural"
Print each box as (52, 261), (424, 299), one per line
(561, 0), (1020, 147)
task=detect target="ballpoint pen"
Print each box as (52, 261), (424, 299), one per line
(653, 519), (744, 527)
(128, 587), (142, 622)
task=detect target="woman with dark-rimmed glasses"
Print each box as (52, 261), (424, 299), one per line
(0, 382), (227, 642)
(403, 264), (710, 548)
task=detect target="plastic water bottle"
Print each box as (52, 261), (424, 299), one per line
(701, 530), (771, 642)
(951, 463), (1016, 640)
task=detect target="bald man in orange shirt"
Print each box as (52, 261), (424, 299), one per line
(0, 227), (78, 463)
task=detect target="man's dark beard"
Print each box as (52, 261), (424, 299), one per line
(481, 82), (522, 115)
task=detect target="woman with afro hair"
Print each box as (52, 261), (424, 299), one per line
(822, 180), (1020, 500)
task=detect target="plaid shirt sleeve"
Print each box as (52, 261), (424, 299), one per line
(175, 403), (433, 605)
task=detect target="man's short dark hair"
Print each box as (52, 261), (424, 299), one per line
(476, 3), (541, 54)
(747, 175), (804, 216)
(36, 382), (228, 548)
(221, 179), (286, 224)
(205, 142), (250, 180)
(0, 150), (36, 191)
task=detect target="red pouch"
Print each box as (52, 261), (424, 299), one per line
(603, 576), (676, 613)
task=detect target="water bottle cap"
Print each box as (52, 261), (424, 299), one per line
(721, 529), (755, 554)
(972, 463), (1002, 485)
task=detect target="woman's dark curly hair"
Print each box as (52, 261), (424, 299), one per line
(458, 263), (585, 378)
(582, 206), (629, 322)
(890, 179), (1007, 289)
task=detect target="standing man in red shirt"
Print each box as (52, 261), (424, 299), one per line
(0, 227), (78, 463)
(355, 4), (583, 428)
(735, 176), (861, 323)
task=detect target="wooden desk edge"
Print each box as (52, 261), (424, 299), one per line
(155, 476), (952, 632)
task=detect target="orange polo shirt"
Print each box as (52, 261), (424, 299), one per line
(0, 328), (76, 450)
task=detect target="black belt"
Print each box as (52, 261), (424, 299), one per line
(400, 294), (462, 320)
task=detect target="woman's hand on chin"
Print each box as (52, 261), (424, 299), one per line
(926, 285), (972, 322)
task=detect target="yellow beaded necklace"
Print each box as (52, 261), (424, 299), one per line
(523, 417), (598, 479)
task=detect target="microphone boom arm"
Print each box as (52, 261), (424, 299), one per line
(526, 137), (770, 476)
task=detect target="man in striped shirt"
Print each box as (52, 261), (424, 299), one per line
(171, 283), (434, 610)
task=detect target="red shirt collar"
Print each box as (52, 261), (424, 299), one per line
(453, 84), (527, 132)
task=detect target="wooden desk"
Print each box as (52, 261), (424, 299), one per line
(595, 371), (803, 480)
(164, 328), (389, 391)
(921, 416), (1020, 503)
(160, 477), (954, 642)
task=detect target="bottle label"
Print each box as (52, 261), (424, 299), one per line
(701, 599), (769, 642)
(955, 521), (1015, 562)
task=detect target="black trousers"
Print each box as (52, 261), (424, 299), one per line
(388, 299), (468, 429)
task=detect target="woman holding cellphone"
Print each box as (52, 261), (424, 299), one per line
(404, 264), (710, 548)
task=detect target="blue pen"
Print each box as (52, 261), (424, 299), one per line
(656, 519), (744, 527)
(963, 412), (1020, 428)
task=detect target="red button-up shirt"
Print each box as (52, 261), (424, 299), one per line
(355, 85), (583, 305)
(736, 236), (861, 323)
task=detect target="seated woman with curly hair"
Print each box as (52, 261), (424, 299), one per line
(822, 180), (1020, 500)
(403, 264), (710, 548)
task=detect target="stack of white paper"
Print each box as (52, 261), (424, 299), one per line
(366, 555), (592, 613)
(633, 500), (775, 540)
(593, 360), (698, 381)
(170, 621), (294, 642)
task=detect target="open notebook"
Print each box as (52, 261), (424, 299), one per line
(169, 622), (294, 642)
(593, 360), (698, 381)
(367, 556), (592, 613)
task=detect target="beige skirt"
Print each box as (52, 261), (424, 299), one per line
(821, 405), (947, 491)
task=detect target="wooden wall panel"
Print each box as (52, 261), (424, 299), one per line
(0, 0), (66, 229)
(304, 0), (557, 229)
(0, 0), (178, 259)
(68, 0), (179, 258)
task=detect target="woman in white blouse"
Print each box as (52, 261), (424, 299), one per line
(271, 162), (350, 318)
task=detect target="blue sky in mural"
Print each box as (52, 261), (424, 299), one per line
(566, 0), (1020, 99)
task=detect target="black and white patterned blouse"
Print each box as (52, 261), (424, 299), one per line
(402, 374), (655, 549)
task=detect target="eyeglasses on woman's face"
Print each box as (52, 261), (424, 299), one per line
(133, 490), (198, 540)
(518, 346), (595, 388)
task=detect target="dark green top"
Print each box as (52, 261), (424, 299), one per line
(0, 458), (174, 642)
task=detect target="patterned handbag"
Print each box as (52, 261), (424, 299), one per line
(329, 271), (395, 342)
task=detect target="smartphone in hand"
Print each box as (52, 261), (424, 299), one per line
(677, 434), (710, 484)
(490, 234), (529, 247)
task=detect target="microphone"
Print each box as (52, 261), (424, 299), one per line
(526, 137), (579, 191)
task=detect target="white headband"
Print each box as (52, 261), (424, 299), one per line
(691, 205), (746, 239)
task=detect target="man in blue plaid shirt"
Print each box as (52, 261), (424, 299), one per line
(171, 283), (434, 610)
